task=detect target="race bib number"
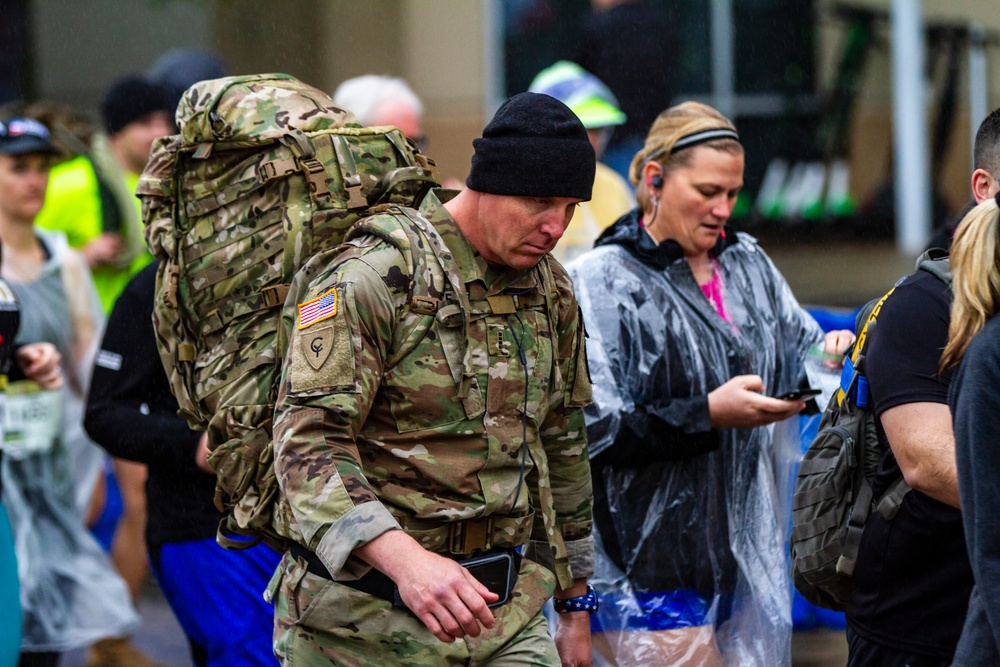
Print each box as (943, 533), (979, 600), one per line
(1, 383), (63, 459)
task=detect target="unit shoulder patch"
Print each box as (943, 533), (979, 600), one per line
(302, 326), (334, 370)
(289, 284), (357, 394)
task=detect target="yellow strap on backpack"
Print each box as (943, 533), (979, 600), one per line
(836, 286), (896, 405)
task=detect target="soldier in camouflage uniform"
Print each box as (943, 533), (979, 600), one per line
(268, 93), (599, 666)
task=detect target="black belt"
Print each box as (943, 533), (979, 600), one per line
(289, 542), (519, 608)
(290, 542), (398, 603)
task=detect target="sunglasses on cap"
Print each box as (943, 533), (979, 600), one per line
(0, 118), (51, 141)
(0, 117), (60, 156)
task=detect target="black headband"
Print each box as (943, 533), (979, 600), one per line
(647, 127), (740, 162)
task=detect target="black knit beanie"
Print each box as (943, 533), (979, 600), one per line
(466, 92), (595, 201)
(101, 76), (171, 136)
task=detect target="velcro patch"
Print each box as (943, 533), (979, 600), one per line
(298, 289), (338, 329)
(290, 285), (357, 394)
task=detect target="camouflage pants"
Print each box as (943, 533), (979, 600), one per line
(269, 552), (560, 666)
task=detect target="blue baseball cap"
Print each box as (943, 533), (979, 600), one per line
(0, 118), (60, 156)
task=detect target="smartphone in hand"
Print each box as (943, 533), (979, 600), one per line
(774, 388), (821, 401)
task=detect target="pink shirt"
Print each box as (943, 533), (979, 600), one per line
(700, 260), (732, 323)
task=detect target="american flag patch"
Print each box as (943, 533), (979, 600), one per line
(298, 289), (338, 329)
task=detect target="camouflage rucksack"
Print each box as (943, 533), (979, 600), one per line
(137, 73), (438, 550)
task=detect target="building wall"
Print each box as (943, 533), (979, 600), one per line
(212, 0), (488, 182)
(30, 0), (211, 117)
(24, 0), (1000, 220)
(212, 0), (325, 87)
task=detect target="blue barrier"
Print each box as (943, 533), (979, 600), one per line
(791, 305), (862, 631)
(806, 306), (862, 334)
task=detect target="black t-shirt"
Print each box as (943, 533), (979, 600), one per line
(846, 269), (973, 659)
(84, 261), (222, 547)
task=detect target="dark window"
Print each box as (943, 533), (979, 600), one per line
(0, 0), (31, 105)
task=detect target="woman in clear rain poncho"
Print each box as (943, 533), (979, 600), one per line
(0, 277), (63, 667)
(566, 102), (853, 666)
(0, 116), (138, 666)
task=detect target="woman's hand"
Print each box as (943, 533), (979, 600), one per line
(708, 374), (805, 429)
(81, 232), (123, 269)
(823, 329), (855, 360)
(15, 343), (62, 389)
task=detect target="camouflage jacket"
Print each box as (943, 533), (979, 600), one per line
(273, 190), (594, 589)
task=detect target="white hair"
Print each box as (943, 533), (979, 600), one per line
(332, 75), (424, 125)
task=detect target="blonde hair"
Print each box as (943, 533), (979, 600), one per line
(630, 101), (743, 214)
(940, 196), (1000, 370)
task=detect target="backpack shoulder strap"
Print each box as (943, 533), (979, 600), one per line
(915, 248), (952, 286)
(839, 286), (895, 408)
(347, 206), (469, 379)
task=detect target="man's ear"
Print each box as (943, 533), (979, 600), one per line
(971, 168), (997, 204)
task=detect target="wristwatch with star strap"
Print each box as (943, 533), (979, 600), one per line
(553, 584), (599, 613)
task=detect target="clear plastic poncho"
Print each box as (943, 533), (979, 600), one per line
(1, 229), (138, 651)
(567, 214), (824, 666)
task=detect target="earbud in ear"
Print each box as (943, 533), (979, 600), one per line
(649, 174), (663, 188)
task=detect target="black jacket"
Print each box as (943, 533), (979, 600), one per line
(84, 261), (222, 546)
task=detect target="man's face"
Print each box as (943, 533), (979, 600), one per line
(0, 152), (51, 223)
(470, 194), (581, 270)
(111, 110), (172, 174)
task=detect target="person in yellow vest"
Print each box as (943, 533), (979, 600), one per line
(35, 76), (171, 314)
(529, 60), (635, 264)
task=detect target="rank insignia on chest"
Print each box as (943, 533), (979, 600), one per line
(298, 289), (337, 329)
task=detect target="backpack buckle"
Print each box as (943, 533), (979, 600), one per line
(411, 295), (439, 315)
(343, 174), (367, 209)
(259, 162), (277, 182)
(299, 157), (331, 200)
(259, 158), (298, 184)
(163, 264), (180, 309)
(260, 284), (290, 309)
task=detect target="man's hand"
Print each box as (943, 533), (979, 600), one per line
(15, 342), (62, 389)
(708, 374), (804, 428)
(194, 432), (213, 473)
(554, 611), (592, 666)
(553, 578), (594, 667)
(356, 530), (498, 643)
(81, 232), (124, 269)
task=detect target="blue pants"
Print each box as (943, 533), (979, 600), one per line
(150, 538), (281, 667)
(0, 504), (20, 667)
